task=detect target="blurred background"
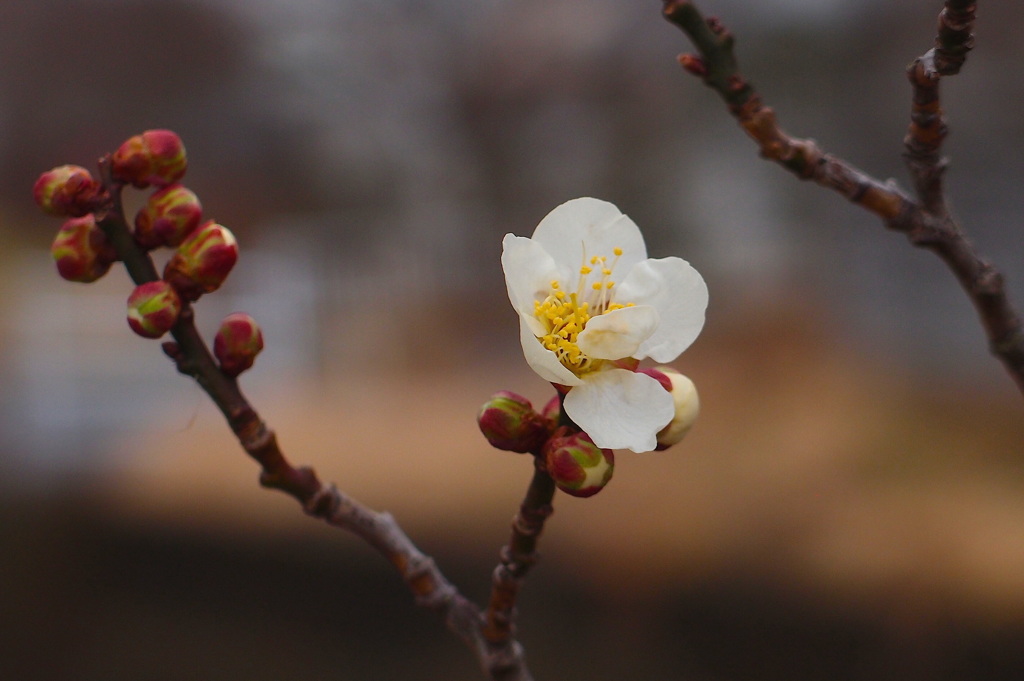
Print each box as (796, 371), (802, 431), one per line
(3, 0), (1024, 679)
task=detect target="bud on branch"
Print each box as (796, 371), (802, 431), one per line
(163, 220), (238, 301)
(214, 313), (264, 377)
(51, 215), (118, 283)
(134, 183), (203, 249)
(112, 129), (187, 188)
(34, 165), (104, 217)
(127, 280), (182, 339)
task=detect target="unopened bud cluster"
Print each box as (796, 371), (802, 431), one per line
(36, 130), (260, 378)
(479, 368), (699, 499)
(476, 392), (616, 497)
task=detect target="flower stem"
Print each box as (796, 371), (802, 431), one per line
(483, 460), (556, 663)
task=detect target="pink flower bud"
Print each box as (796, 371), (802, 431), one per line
(50, 215), (118, 283)
(111, 129), (187, 188)
(162, 220), (238, 301)
(477, 391), (553, 453)
(134, 183), (203, 249)
(213, 312), (264, 377)
(643, 367), (700, 450)
(542, 428), (614, 498)
(33, 165), (103, 217)
(127, 280), (182, 339)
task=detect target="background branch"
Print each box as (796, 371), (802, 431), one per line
(661, 0), (1024, 397)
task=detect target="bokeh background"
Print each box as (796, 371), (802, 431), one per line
(3, 1), (1024, 679)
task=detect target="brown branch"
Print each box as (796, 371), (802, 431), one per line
(934, 0), (977, 75)
(93, 162), (534, 681)
(904, 52), (949, 213)
(662, 0), (1024, 397)
(661, 1), (915, 224)
(483, 462), (555, 649)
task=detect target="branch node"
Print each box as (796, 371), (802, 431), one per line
(678, 53), (707, 78)
(240, 419), (273, 452)
(487, 640), (526, 676)
(975, 264), (1004, 296)
(499, 545), (536, 577)
(706, 16), (734, 47)
(161, 341), (184, 365)
(303, 483), (341, 518)
(934, 2), (977, 75)
(408, 556), (456, 610)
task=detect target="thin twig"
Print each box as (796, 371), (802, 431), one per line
(662, 0), (1024, 397)
(483, 462), (556, 647)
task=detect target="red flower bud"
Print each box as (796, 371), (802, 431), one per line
(50, 215), (118, 283)
(542, 428), (614, 498)
(127, 280), (182, 339)
(111, 129), (187, 188)
(540, 394), (562, 425)
(477, 391), (553, 453)
(162, 220), (238, 301)
(134, 183), (203, 249)
(213, 312), (264, 377)
(33, 165), (103, 217)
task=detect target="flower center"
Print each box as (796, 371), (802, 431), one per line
(533, 246), (634, 375)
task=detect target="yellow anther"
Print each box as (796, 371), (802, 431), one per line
(532, 251), (638, 376)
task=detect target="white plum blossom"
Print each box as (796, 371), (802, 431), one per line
(501, 197), (708, 453)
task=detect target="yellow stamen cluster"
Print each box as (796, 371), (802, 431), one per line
(533, 246), (632, 375)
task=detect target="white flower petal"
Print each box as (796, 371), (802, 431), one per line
(501, 234), (566, 317)
(518, 317), (582, 386)
(576, 305), (658, 360)
(563, 369), (674, 453)
(616, 257), (708, 362)
(530, 198), (648, 274)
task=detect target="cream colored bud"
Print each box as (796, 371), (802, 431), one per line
(653, 367), (699, 450)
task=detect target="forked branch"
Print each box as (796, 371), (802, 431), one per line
(662, 0), (1024, 397)
(92, 156), (535, 681)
